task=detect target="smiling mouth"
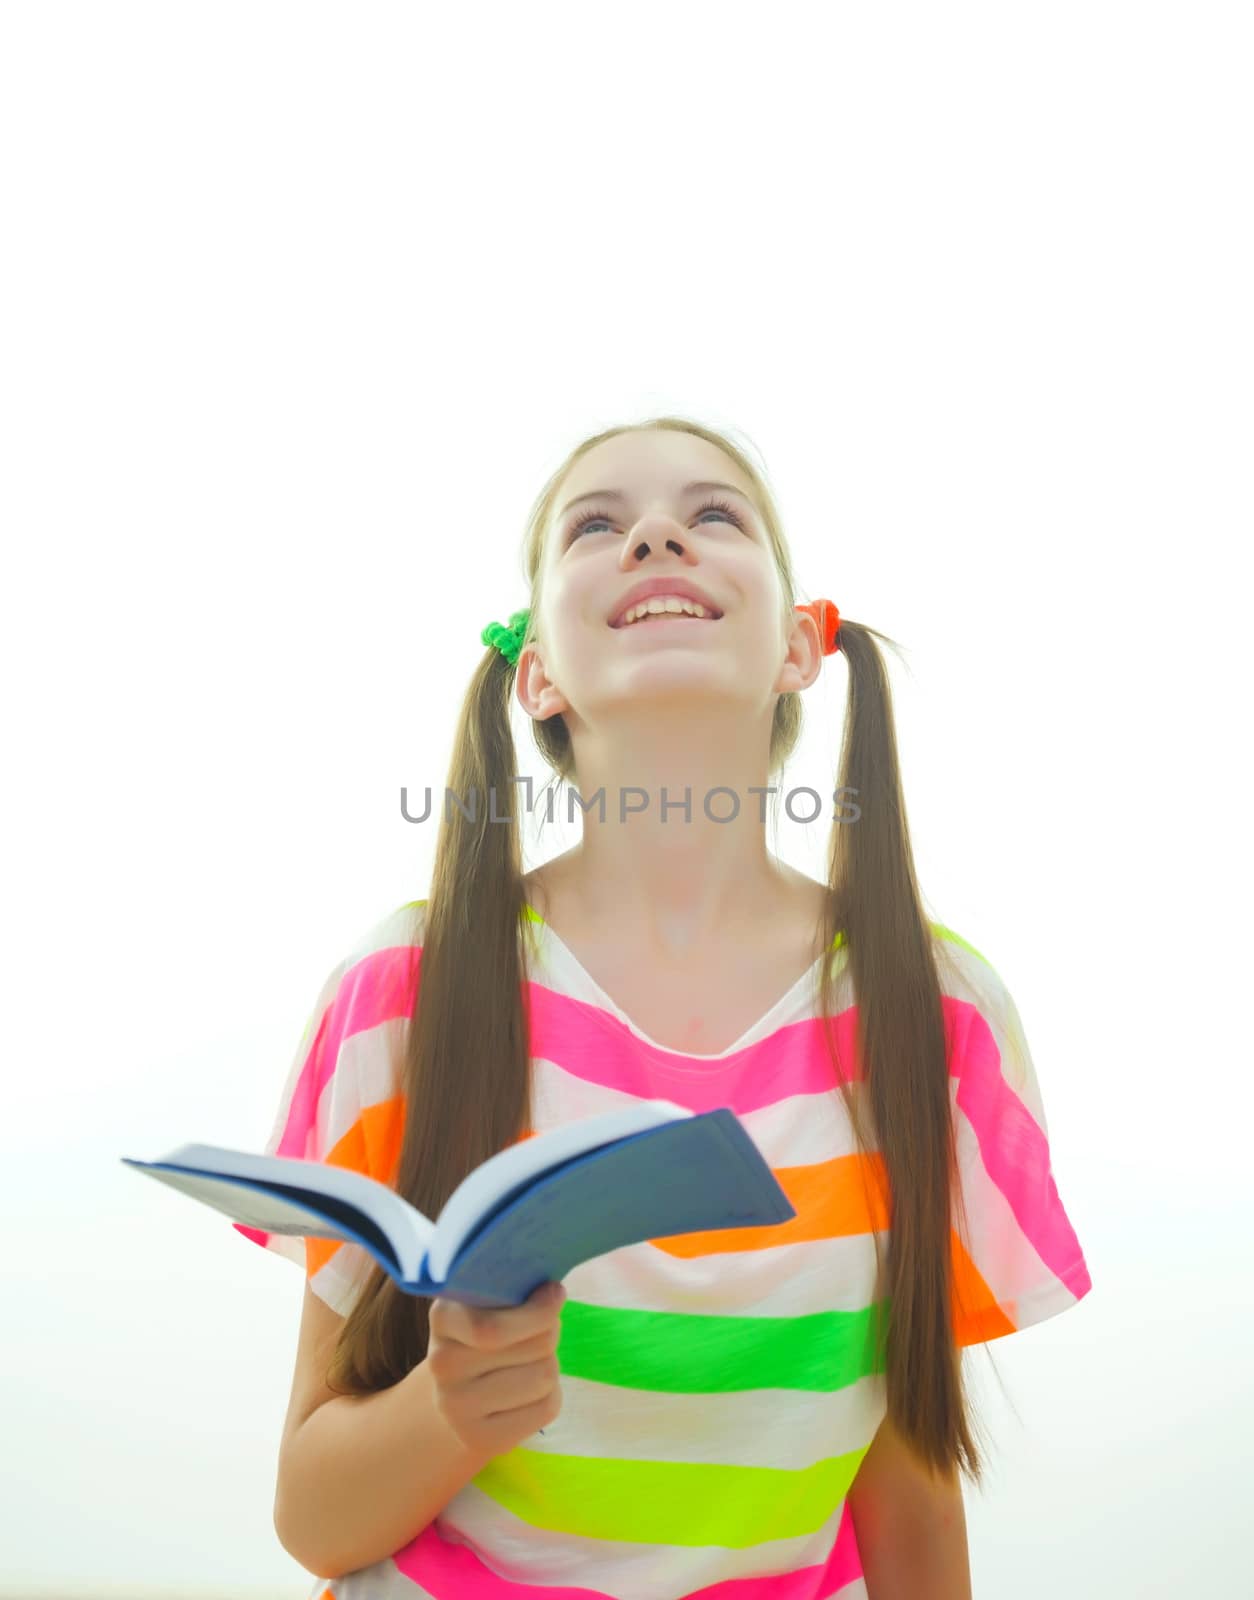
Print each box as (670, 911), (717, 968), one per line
(609, 612), (723, 631)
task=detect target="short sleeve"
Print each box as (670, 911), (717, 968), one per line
(945, 960), (1093, 1348)
(232, 902), (423, 1317)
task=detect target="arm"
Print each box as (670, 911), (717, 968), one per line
(274, 1287), (492, 1580)
(846, 1417), (972, 1600)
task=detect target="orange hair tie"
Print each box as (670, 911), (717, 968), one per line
(795, 599), (841, 655)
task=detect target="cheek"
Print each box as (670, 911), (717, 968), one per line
(737, 562), (790, 630)
(546, 569), (607, 638)
(529, 597), (598, 685)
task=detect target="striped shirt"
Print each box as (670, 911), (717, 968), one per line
(237, 897), (1092, 1599)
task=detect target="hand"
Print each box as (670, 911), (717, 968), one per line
(427, 1280), (566, 1459)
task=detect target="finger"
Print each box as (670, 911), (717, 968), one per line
(432, 1281), (562, 1350)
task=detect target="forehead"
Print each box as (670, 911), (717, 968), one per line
(556, 431), (755, 508)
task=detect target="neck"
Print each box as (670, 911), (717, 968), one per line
(541, 707), (806, 960)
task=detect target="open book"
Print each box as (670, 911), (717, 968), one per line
(121, 1101), (797, 1308)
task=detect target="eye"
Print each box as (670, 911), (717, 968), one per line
(567, 496), (747, 542)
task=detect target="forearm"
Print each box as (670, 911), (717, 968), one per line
(275, 1355), (491, 1580)
(851, 1489), (972, 1600)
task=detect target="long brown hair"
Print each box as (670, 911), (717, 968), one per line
(325, 415), (990, 1486)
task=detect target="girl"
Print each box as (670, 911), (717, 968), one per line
(239, 415), (1092, 1599)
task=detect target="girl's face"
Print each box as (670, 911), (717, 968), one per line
(523, 432), (804, 726)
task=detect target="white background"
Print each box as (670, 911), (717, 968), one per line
(3, 2), (1250, 1596)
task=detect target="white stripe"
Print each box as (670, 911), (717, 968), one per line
(933, 935), (1047, 1130)
(529, 1052), (871, 1165)
(563, 1220), (886, 1319)
(537, 1369), (886, 1470)
(344, 898), (426, 964)
(315, 1014), (407, 1152)
(951, 1079), (1063, 1313)
(434, 1487), (857, 1600)
(309, 1249), (374, 1318)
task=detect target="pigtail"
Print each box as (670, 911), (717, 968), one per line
(325, 643), (533, 1393)
(817, 620), (989, 1484)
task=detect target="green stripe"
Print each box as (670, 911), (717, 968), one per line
(556, 1299), (887, 1392)
(473, 1440), (871, 1547)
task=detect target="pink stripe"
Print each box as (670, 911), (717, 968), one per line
(525, 981), (964, 1117)
(392, 1497), (862, 1598)
(530, 981), (1088, 1301)
(250, 958), (1088, 1311)
(272, 944), (420, 1158)
(525, 982), (861, 1114)
(952, 1000), (1091, 1297)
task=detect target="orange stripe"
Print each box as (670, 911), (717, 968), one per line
(950, 1227), (1016, 1344)
(306, 1094), (407, 1278)
(300, 1108), (1017, 1345)
(655, 1150), (891, 1258)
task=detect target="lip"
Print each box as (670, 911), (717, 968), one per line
(607, 577), (724, 628)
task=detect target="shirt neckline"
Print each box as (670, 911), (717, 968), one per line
(522, 901), (842, 1064)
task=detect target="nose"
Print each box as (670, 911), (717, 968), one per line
(618, 527), (702, 571)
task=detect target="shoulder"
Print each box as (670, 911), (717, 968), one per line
(330, 898), (429, 984)
(928, 921), (1015, 1047)
(256, 900), (428, 1172)
(307, 899), (429, 1056)
(926, 919), (1020, 1021)
(343, 897), (428, 965)
(926, 921), (1046, 1118)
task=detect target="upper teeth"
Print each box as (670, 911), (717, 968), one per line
(618, 596), (716, 626)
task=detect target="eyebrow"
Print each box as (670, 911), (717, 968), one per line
(558, 480), (758, 519)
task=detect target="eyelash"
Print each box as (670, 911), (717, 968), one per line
(567, 496), (747, 541)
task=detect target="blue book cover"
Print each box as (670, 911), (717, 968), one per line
(121, 1101), (797, 1309)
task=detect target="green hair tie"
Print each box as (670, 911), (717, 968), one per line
(481, 607), (531, 667)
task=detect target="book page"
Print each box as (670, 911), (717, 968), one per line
(145, 1143), (437, 1282)
(426, 1099), (693, 1283)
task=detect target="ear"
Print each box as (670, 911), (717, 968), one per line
(774, 605), (825, 694)
(514, 640), (571, 722)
